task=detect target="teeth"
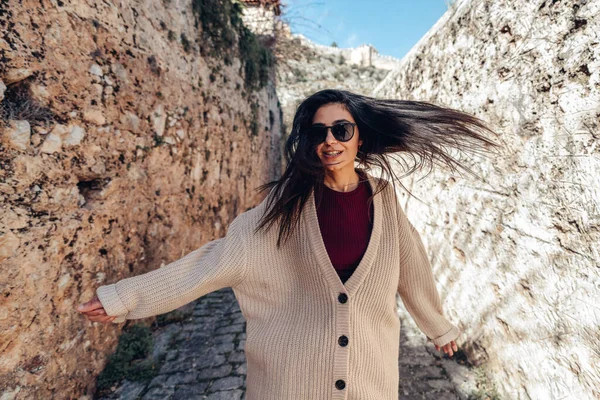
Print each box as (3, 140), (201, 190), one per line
(325, 151), (341, 155)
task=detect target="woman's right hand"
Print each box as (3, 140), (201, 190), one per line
(76, 295), (116, 324)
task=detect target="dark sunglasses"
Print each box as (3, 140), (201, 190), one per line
(307, 122), (357, 143)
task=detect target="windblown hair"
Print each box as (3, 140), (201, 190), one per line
(253, 89), (502, 248)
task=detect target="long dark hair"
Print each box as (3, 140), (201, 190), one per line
(253, 89), (502, 248)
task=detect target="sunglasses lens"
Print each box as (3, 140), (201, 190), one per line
(308, 127), (326, 143)
(308, 123), (354, 143)
(332, 123), (353, 141)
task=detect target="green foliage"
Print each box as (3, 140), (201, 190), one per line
(468, 366), (502, 400)
(191, 0), (273, 92)
(239, 25), (273, 91)
(96, 324), (158, 393)
(249, 100), (259, 137)
(0, 81), (55, 127)
(331, 41), (338, 47)
(152, 134), (164, 147)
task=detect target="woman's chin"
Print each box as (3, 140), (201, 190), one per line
(321, 159), (346, 169)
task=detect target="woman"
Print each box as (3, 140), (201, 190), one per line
(77, 89), (500, 399)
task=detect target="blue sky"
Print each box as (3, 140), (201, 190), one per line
(280, 0), (452, 60)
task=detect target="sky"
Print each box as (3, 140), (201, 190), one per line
(280, 0), (452, 60)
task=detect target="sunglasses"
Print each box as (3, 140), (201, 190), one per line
(307, 121), (357, 143)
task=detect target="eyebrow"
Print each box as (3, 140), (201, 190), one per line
(312, 119), (350, 126)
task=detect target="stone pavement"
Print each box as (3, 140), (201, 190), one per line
(98, 288), (476, 400)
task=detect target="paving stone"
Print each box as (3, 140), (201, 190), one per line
(215, 323), (245, 334)
(198, 364), (233, 380)
(113, 380), (145, 400)
(165, 350), (179, 361)
(227, 351), (246, 363)
(165, 372), (199, 386)
(237, 339), (246, 351)
(205, 390), (244, 400)
(141, 386), (175, 400)
(194, 354), (227, 369)
(160, 358), (196, 374)
(235, 362), (247, 375)
(209, 375), (244, 391)
(172, 383), (210, 400)
(148, 374), (169, 388)
(213, 342), (235, 354)
(213, 333), (236, 344)
(179, 335), (211, 352)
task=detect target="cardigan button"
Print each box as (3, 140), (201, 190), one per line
(335, 379), (346, 390)
(338, 335), (348, 346)
(338, 293), (348, 303)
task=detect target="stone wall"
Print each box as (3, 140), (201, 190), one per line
(374, 0), (599, 398)
(240, 3), (281, 37)
(0, 0), (282, 398)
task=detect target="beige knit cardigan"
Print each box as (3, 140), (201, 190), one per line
(96, 171), (461, 400)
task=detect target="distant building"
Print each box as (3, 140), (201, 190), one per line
(239, 0), (281, 16)
(239, 0), (285, 37)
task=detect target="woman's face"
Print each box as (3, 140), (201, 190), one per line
(312, 103), (362, 172)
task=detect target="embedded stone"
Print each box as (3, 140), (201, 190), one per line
(0, 79), (5, 102)
(2, 120), (31, 150)
(120, 112), (140, 133)
(63, 125), (85, 146)
(152, 104), (167, 136)
(89, 63), (103, 76)
(3, 68), (32, 84)
(83, 110), (106, 126)
(0, 230), (20, 262)
(40, 133), (62, 154)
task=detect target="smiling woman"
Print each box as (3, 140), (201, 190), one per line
(312, 107), (362, 181)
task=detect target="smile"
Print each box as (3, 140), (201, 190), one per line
(323, 150), (343, 159)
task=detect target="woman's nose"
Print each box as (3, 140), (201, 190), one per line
(324, 128), (337, 144)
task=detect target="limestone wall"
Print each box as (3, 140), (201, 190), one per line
(0, 0), (282, 398)
(374, 0), (599, 398)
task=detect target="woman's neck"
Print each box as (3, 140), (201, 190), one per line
(323, 169), (362, 192)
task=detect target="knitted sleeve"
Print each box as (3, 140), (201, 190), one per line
(396, 205), (461, 347)
(95, 213), (248, 323)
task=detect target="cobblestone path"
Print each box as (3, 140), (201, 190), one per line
(98, 288), (476, 400)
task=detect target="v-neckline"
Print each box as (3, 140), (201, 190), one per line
(304, 171), (383, 296)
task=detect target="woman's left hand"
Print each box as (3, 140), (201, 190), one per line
(435, 340), (458, 357)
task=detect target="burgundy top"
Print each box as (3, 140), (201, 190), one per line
(316, 179), (374, 284)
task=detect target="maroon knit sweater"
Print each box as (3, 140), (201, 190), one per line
(316, 179), (374, 284)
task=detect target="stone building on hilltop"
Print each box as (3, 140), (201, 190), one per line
(239, 0), (288, 37)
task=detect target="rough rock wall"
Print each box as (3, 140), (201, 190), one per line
(0, 0), (282, 398)
(373, 0), (599, 398)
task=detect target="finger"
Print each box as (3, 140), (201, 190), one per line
(98, 315), (116, 324)
(77, 297), (103, 313)
(445, 344), (454, 357)
(452, 341), (458, 352)
(84, 308), (108, 317)
(88, 314), (113, 323)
